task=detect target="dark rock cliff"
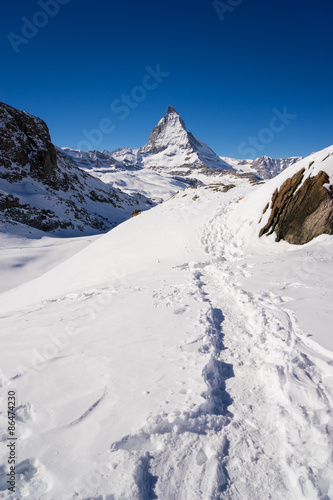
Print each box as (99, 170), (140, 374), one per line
(259, 166), (333, 244)
(0, 102), (151, 234)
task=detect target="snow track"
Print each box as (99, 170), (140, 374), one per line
(198, 201), (333, 499)
(109, 266), (233, 500)
(1, 181), (333, 499)
(108, 197), (333, 499)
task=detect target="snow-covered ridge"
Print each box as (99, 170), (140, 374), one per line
(0, 102), (152, 235)
(220, 155), (302, 179)
(0, 153), (332, 498)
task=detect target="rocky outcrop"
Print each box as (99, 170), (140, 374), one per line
(0, 193), (20, 210)
(259, 168), (333, 244)
(0, 102), (58, 184)
(131, 209), (143, 218)
(0, 102), (152, 234)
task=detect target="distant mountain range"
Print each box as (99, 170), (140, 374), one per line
(0, 102), (303, 234)
(62, 105), (301, 183)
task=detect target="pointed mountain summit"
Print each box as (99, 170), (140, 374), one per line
(61, 105), (299, 183)
(141, 105), (189, 155)
(137, 105), (232, 175)
(166, 104), (180, 115)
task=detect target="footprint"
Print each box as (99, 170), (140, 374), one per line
(15, 403), (34, 423)
(0, 458), (52, 496)
(196, 448), (208, 466)
(174, 307), (187, 315)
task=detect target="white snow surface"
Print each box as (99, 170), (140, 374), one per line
(59, 147), (194, 203)
(0, 147), (333, 499)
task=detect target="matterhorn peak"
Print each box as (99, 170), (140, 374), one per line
(166, 105), (179, 115)
(135, 105), (233, 173)
(141, 105), (188, 154)
(163, 105), (186, 129)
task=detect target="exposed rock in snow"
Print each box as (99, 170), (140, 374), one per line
(258, 149), (333, 244)
(0, 102), (152, 235)
(0, 158), (332, 498)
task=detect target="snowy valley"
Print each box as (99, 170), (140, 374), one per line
(0, 103), (333, 500)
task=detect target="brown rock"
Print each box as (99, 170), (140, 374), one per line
(259, 169), (333, 244)
(131, 209), (143, 217)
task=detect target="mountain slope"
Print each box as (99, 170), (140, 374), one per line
(59, 146), (194, 204)
(0, 102), (152, 235)
(0, 147), (332, 499)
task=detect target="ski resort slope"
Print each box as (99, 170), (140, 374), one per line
(0, 169), (333, 499)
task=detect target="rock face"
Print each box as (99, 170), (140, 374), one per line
(251, 155), (302, 180)
(0, 102), (152, 234)
(0, 102), (58, 184)
(259, 167), (333, 244)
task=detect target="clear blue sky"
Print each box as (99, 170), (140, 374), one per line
(1, 0), (332, 158)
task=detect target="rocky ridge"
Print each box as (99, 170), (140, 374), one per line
(0, 102), (151, 234)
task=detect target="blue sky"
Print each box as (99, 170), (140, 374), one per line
(1, 0), (332, 158)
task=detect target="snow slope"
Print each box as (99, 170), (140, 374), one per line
(0, 230), (99, 294)
(0, 149), (332, 499)
(58, 148), (193, 203)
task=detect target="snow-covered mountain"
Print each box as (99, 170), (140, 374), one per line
(135, 104), (233, 175)
(1, 101), (332, 498)
(58, 145), (195, 204)
(0, 102), (152, 235)
(61, 106), (301, 196)
(220, 155), (302, 179)
(0, 146), (332, 499)
(63, 106), (233, 177)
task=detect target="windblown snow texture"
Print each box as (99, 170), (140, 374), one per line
(0, 147), (332, 499)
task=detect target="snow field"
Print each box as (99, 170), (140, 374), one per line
(0, 155), (333, 499)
